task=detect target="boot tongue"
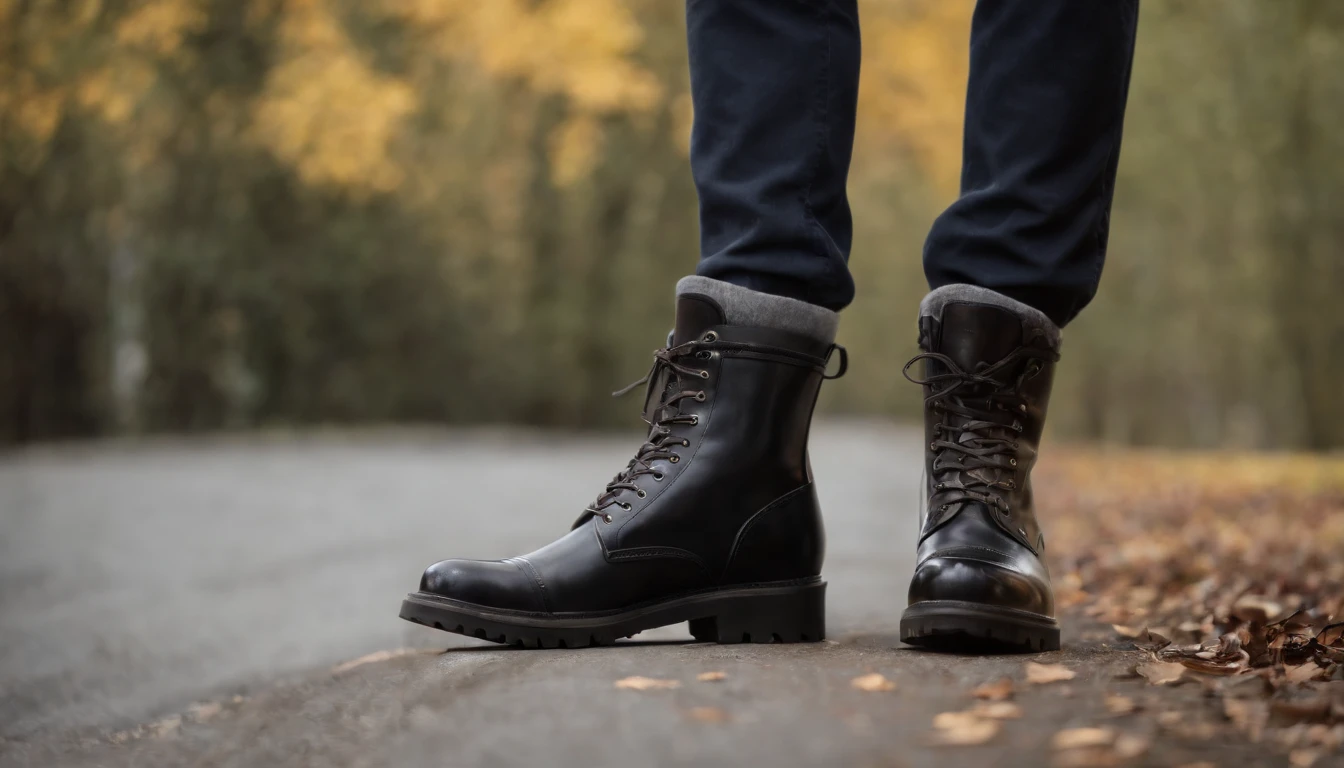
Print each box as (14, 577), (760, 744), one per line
(641, 293), (727, 422)
(936, 302), (1026, 380)
(672, 293), (727, 345)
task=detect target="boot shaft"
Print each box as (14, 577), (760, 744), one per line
(608, 293), (838, 569)
(912, 286), (1061, 555)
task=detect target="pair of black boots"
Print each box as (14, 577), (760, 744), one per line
(399, 279), (1064, 652)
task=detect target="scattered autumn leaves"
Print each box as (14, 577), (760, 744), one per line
(934, 663), (1075, 749)
(1039, 449), (1344, 764)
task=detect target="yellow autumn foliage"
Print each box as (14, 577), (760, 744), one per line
(114, 0), (207, 54)
(251, 0), (417, 192)
(4, 0), (972, 192)
(858, 0), (974, 192)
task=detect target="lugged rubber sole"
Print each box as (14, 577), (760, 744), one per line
(900, 600), (1061, 653)
(399, 579), (826, 648)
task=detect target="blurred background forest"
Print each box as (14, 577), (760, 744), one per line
(2, 0), (1342, 449)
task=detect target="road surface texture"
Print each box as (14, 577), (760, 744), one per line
(0, 424), (1270, 767)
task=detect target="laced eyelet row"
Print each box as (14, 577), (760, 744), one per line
(591, 336), (717, 522)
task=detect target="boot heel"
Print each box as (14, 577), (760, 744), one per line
(689, 582), (826, 644)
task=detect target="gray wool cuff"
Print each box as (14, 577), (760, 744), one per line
(919, 284), (1061, 350)
(676, 276), (839, 345)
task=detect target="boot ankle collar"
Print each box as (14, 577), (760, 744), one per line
(919, 284), (1061, 351)
(676, 276), (839, 346)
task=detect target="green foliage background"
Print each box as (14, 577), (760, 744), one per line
(2, 0), (1342, 449)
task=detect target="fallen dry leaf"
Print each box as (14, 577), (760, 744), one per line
(1286, 663), (1329, 684)
(971, 677), (1015, 701)
(1317, 623), (1344, 648)
(330, 648), (435, 674)
(1135, 628), (1173, 651)
(1051, 727), (1115, 751)
(1026, 662), (1077, 685)
(1156, 711), (1184, 728)
(1104, 694), (1138, 715)
(1113, 624), (1142, 638)
(1136, 660), (1185, 686)
(614, 676), (680, 691)
(696, 671), (727, 682)
(1233, 595), (1284, 624)
(850, 672), (897, 692)
(971, 702), (1023, 720)
(932, 711), (1000, 746)
(684, 706), (730, 724)
(1224, 698), (1269, 742)
(1113, 733), (1150, 759)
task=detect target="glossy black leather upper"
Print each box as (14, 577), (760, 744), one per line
(420, 293), (834, 615)
(908, 301), (1059, 618)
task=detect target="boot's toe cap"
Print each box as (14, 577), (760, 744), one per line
(419, 558), (545, 613)
(908, 555), (1053, 617)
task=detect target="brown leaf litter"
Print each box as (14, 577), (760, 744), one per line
(1036, 449), (1344, 764)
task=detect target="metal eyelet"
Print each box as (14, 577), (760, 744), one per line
(1009, 458), (1018, 466)
(689, 415), (699, 425)
(603, 514), (613, 523)
(1004, 480), (1016, 490)
(669, 455), (680, 463)
(1019, 404), (1027, 412)
(930, 442), (937, 451)
(699, 370), (710, 379)
(703, 331), (718, 343)
(619, 502), (632, 510)
(695, 391), (707, 402)
(681, 439), (689, 447)
(696, 350), (711, 360)
(637, 489), (647, 498)
(654, 473), (665, 481)
(940, 504), (949, 512)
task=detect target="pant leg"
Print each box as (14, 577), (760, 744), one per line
(687, 0), (861, 312)
(924, 0), (1140, 328)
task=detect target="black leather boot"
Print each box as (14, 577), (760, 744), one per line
(899, 285), (1063, 652)
(400, 277), (845, 647)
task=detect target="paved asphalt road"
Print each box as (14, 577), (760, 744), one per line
(0, 425), (920, 740)
(1, 425), (1275, 768)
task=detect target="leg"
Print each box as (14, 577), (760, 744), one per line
(903, 0), (1140, 652)
(687, 0), (861, 312)
(924, 0), (1140, 327)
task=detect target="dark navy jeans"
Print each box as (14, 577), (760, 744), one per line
(688, 0), (1140, 327)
